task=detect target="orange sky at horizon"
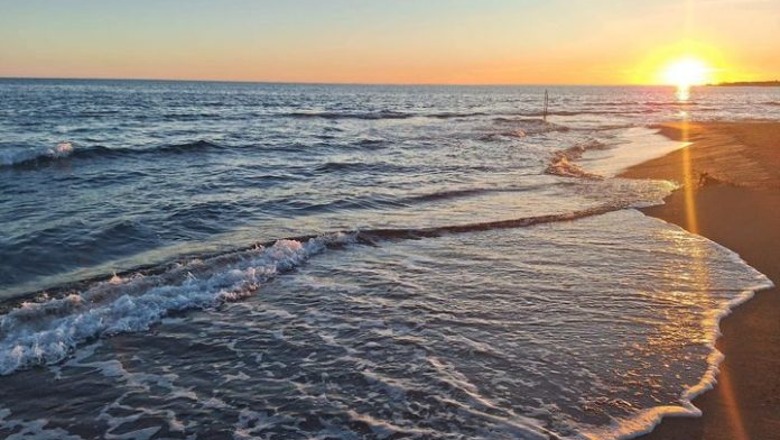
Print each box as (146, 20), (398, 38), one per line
(0, 0), (778, 85)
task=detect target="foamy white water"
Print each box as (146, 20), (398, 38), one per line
(580, 127), (690, 177)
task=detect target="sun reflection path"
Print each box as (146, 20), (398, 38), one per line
(679, 114), (697, 235)
(676, 85), (691, 103)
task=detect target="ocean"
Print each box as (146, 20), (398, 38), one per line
(0, 79), (778, 439)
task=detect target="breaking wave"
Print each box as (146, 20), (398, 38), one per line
(0, 203), (635, 376)
(0, 142), (75, 167)
(545, 139), (609, 179)
(0, 234), (354, 375)
(0, 140), (224, 169)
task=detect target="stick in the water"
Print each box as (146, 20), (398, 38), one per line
(543, 89), (549, 122)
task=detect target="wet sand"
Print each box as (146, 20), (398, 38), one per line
(621, 121), (780, 440)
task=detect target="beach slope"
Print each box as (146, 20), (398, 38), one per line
(621, 121), (780, 440)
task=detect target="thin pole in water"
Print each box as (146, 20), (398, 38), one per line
(543, 89), (549, 123)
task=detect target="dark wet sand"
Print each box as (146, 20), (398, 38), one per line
(621, 121), (780, 440)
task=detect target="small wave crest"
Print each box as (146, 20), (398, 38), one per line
(286, 110), (414, 120)
(0, 142), (74, 167)
(284, 110), (489, 121)
(313, 160), (418, 174)
(546, 155), (602, 179)
(483, 117), (570, 141)
(545, 139), (609, 179)
(152, 140), (223, 155)
(0, 140), (222, 169)
(353, 202), (629, 243)
(0, 234), (354, 376)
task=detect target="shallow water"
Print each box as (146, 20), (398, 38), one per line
(0, 80), (777, 439)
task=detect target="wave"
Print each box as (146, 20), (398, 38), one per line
(426, 111), (489, 119)
(311, 161), (501, 178)
(585, 100), (699, 107)
(252, 185), (536, 217)
(0, 234), (353, 376)
(313, 161), (419, 174)
(545, 139), (609, 180)
(285, 110), (415, 120)
(0, 203), (631, 376)
(588, 123), (637, 132)
(255, 186), (531, 217)
(284, 110), (489, 121)
(493, 116), (527, 124)
(152, 140), (225, 155)
(484, 117), (570, 140)
(354, 138), (388, 149)
(292, 187), (535, 214)
(401, 187), (503, 204)
(546, 155), (603, 179)
(286, 108), (664, 122)
(355, 202), (627, 243)
(482, 129), (529, 140)
(161, 112), (222, 121)
(0, 142), (76, 167)
(0, 140), (223, 169)
(529, 109), (657, 117)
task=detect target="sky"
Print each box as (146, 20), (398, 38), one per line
(0, 0), (778, 85)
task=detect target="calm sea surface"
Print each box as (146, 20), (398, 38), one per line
(0, 80), (777, 439)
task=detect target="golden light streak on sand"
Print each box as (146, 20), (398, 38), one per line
(714, 362), (750, 440)
(622, 120), (780, 439)
(676, 114), (750, 440)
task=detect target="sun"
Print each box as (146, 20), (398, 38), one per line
(661, 57), (713, 87)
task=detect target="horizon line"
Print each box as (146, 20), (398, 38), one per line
(0, 75), (687, 88)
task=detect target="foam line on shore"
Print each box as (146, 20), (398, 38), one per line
(579, 127), (691, 178)
(582, 223), (773, 440)
(609, 120), (780, 440)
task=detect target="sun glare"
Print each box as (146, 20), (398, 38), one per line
(661, 57), (713, 88)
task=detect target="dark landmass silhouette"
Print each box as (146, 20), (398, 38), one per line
(714, 80), (779, 87)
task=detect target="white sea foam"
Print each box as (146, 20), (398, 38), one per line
(545, 129), (683, 212)
(579, 127), (689, 177)
(0, 234), (353, 375)
(0, 142), (73, 166)
(545, 138), (609, 179)
(580, 224), (773, 440)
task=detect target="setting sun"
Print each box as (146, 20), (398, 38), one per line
(661, 57), (714, 87)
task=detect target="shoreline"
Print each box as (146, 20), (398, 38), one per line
(620, 121), (780, 439)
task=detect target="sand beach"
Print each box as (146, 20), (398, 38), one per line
(623, 121), (780, 440)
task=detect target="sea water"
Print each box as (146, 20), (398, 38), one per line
(0, 80), (778, 439)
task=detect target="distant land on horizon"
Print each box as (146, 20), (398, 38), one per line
(714, 80), (780, 87)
